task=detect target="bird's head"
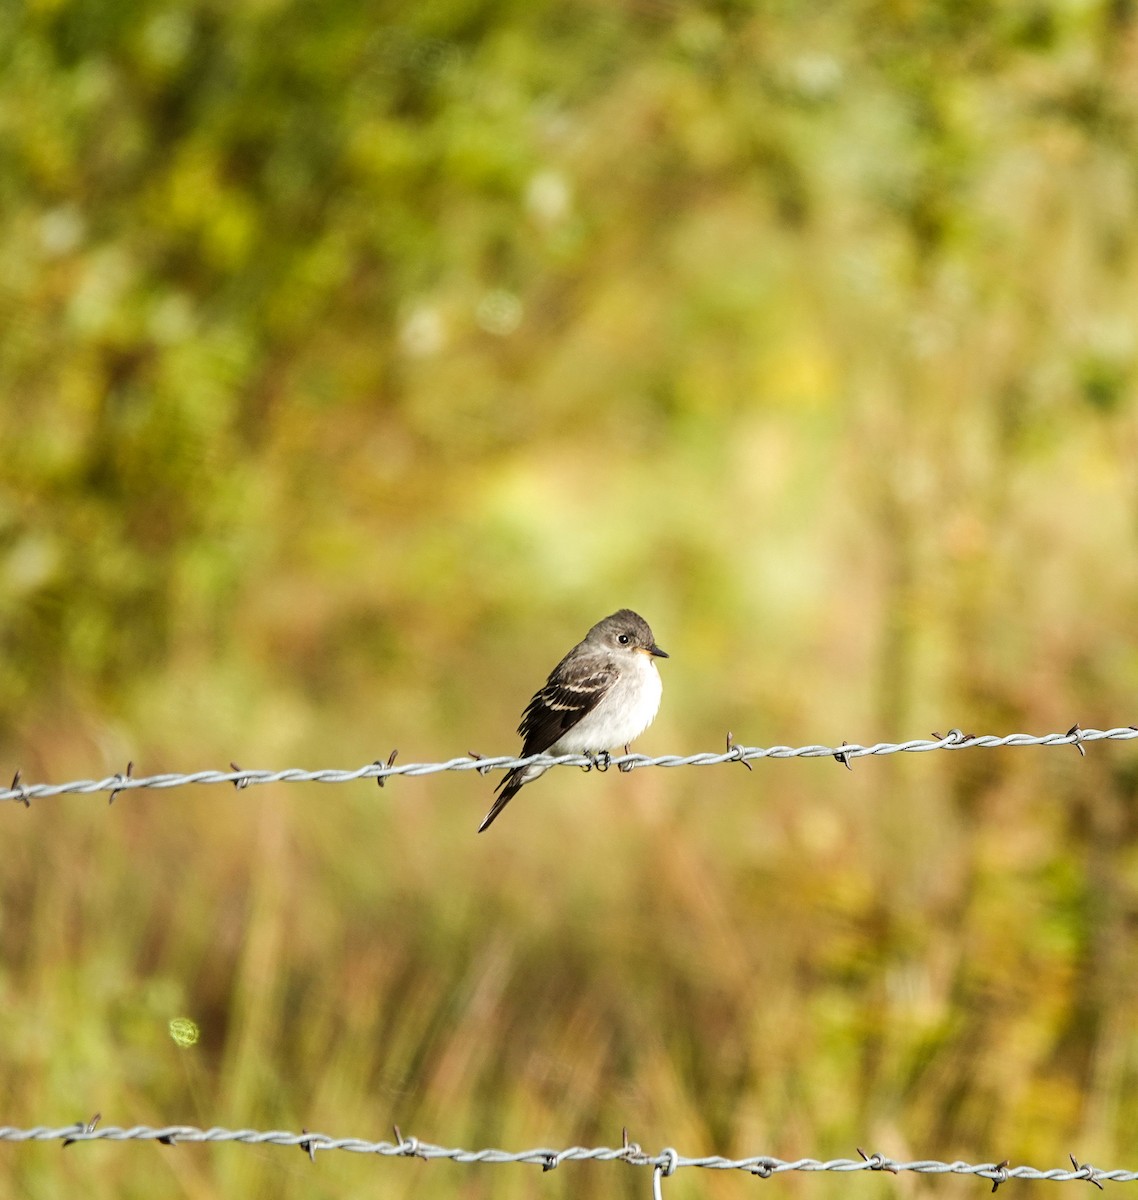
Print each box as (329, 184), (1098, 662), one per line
(587, 609), (668, 659)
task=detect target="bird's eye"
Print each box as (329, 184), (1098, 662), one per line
(618, 633), (630, 645)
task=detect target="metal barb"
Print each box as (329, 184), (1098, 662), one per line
(108, 762), (133, 805)
(542, 1152), (560, 1172)
(991, 1158), (1011, 1192)
(1067, 724), (1086, 757)
(467, 751), (493, 776)
(393, 1124), (424, 1159)
(376, 749), (399, 788)
(158, 1133), (177, 1146)
(835, 740), (854, 770)
(726, 732), (753, 771)
(1069, 1155), (1104, 1190)
(856, 1147), (897, 1173)
(619, 1126), (648, 1164)
(299, 1128), (317, 1162)
(619, 742), (635, 773)
(933, 729), (974, 743)
(10, 768), (29, 807)
(62, 1112), (101, 1148)
(229, 762), (249, 790)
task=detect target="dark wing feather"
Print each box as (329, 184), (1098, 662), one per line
(478, 653), (617, 833)
(517, 660), (618, 755)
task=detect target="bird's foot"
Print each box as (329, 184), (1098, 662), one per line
(582, 750), (611, 773)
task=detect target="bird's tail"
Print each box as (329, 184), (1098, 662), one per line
(477, 767), (526, 833)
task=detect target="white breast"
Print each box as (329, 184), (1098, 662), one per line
(550, 653), (663, 754)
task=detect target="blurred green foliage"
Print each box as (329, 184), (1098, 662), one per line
(3, 0), (1138, 1196)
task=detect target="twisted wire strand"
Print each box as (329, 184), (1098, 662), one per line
(0, 1123), (1127, 1187)
(2, 726), (1133, 805)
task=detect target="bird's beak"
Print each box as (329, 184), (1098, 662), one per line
(646, 644), (669, 659)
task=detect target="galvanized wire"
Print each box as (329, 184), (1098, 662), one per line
(0, 1122), (1128, 1189)
(2, 725), (1134, 805)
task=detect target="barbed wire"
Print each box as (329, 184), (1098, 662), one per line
(0, 1121), (1130, 1194)
(2, 724), (1134, 806)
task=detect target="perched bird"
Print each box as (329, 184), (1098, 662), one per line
(478, 609), (668, 832)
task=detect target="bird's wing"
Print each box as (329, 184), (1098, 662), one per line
(517, 658), (618, 754)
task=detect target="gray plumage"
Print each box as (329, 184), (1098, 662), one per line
(478, 610), (668, 832)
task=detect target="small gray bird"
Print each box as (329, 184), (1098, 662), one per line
(478, 609), (668, 832)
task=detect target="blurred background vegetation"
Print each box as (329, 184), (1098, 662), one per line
(3, 0), (1138, 1196)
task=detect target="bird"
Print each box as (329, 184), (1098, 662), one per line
(478, 609), (668, 832)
